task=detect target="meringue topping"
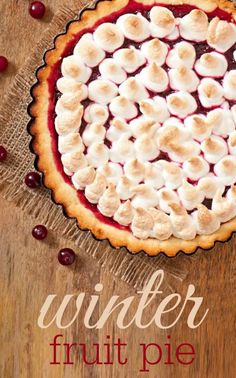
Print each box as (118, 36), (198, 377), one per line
(82, 123), (106, 146)
(124, 159), (145, 184)
(168, 65), (199, 92)
(214, 156), (236, 185)
(169, 203), (197, 240)
(158, 188), (180, 214)
(198, 78), (224, 108)
(99, 58), (127, 84)
(201, 136), (228, 164)
(114, 200), (134, 226)
(228, 131), (236, 155)
(207, 17), (236, 53)
(98, 183), (121, 217)
(198, 175), (224, 199)
(117, 13), (150, 42)
(166, 41), (196, 68)
(93, 23), (124, 52)
(116, 176), (134, 200)
(61, 55), (92, 82)
(85, 172), (107, 204)
(179, 9), (208, 42)
(83, 103), (109, 124)
(88, 80), (118, 105)
(109, 96), (138, 119)
(177, 180), (204, 211)
(119, 77), (149, 102)
(110, 135), (136, 164)
(208, 108), (235, 136)
(131, 208), (154, 240)
(139, 98), (170, 123)
(195, 52), (228, 78)
(72, 166), (96, 190)
(61, 151), (87, 175)
(193, 205), (220, 235)
(134, 134), (159, 162)
(161, 161), (183, 189)
(150, 6), (176, 38)
(56, 79), (88, 98)
(97, 162), (123, 185)
(55, 107), (83, 135)
(131, 184), (159, 209)
(87, 142), (110, 168)
(130, 116), (159, 138)
(212, 189), (236, 223)
(106, 117), (131, 142)
(144, 162), (164, 189)
(184, 114), (212, 142)
(148, 208), (172, 240)
(139, 63), (169, 93)
(141, 38), (168, 66)
(223, 70), (236, 100)
(183, 157), (210, 181)
(58, 133), (84, 154)
(113, 47), (146, 73)
(74, 33), (105, 67)
(167, 92), (197, 119)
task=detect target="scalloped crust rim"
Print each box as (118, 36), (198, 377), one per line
(28, 0), (236, 257)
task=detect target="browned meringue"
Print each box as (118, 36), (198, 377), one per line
(130, 116), (159, 138)
(124, 159), (145, 184)
(73, 33), (105, 67)
(119, 77), (149, 102)
(177, 180), (204, 211)
(98, 184), (121, 217)
(183, 157), (209, 181)
(179, 9), (208, 42)
(116, 176), (134, 200)
(131, 184), (159, 208)
(131, 208), (154, 239)
(61, 151), (87, 175)
(106, 117), (131, 142)
(114, 200), (134, 226)
(55, 107), (83, 135)
(109, 95), (138, 120)
(148, 208), (172, 240)
(169, 203), (196, 240)
(134, 134), (159, 162)
(150, 6), (176, 38)
(58, 133), (84, 155)
(93, 23), (124, 52)
(141, 38), (168, 66)
(117, 14), (150, 42)
(184, 115), (212, 142)
(207, 17), (236, 53)
(85, 173), (107, 204)
(56, 93), (84, 114)
(72, 166), (96, 190)
(212, 189), (236, 223)
(193, 205), (220, 235)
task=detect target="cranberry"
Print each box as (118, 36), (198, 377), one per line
(58, 248), (76, 266)
(0, 146), (7, 161)
(0, 56), (8, 73)
(32, 225), (48, 240)
(29, 1), (46, 19)
(24, 171), (41, 188)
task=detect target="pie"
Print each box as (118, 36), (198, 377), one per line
(29, 0), (236, 256)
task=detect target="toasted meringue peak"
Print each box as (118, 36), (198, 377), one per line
(156, 120), (190, 151)
(207, 108), (235, 136)
(183, 157), (209, 181)
(193, 205), (220, 235)
(179, 9), (208, 42)
(201, 136), (228, 164)
(72, 166), (96, 190)
(119, 77), (149, 103)
(82, 123), (106, 147)
(198, 78), (224, 108)
(73, 33), (105, 67)
(58, 133), (84, 155)
(148, 208), (172, 240)
(177, 179), (204, 211)
(61, 55), (92, 82)
(106, 117), (131, 142)
(168, 65), (199, 92)
(130, 116), (159, 138)
(226, 185), (236, 201)
(212, 189), (236, 223)
(113, 47), (145, 73)
(99, 58), (127, 84)
(158, 188), (180, 214)
(134, 134), (159, 162)
(214, 155), (236, 185)
(228, 131), (236, 155)
(169, 203), (196, 240)
(83, 103), (109, 124)
(141, 38), (168, 66)
(85, 172), (107, 204)
(61, 151), (87, 175)
(86, 142), (109, 168)
(198, 175), (224, 199)
(116, 175), (134, 200)
(56, 78), (88, 98)
(223, 70), (236, 100)
(124, 159), (145, 185)
(139, 98), (169, 123)
(132, 184), (159, 208)
(55, 93), (83, 115)
(117, 13), (150, 42)
(184, 114), (212, 142)
(150, 6), (176, 38)
(109, 96), (138, 120)
(97, 162), (123, 185)
(144, 162), (164, 189)
(167, 92), (197, 119)
(166, 41), (196, 68)
(195, 52), (228, 78)
(55, 107), (83, 135)
(232, 104), (236, 123)
(161, 161), (183, 189)
(93, 23), (124, 52)
(114, 200), (134, 226)
(207, 17), (236, 53)
(131, 208), (154, 239)
(88, 79), (118, 105)
(98, 183), (121, 217)
(168, 141), (201, 163)
(139, 63), (169, 93)
(110, 135), (135, 164)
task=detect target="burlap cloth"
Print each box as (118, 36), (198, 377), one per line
(0, 3), (196, 291)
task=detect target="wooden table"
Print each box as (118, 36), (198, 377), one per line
(0, 1), (236, 377)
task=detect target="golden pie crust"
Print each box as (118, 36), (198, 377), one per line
(29, 0), (236, 256)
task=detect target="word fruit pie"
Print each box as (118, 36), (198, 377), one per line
(29, 0), (236, 256)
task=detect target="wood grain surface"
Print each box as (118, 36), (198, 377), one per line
(0, 1), (236, 377)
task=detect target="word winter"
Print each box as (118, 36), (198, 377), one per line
(38, 270), (209, 330)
